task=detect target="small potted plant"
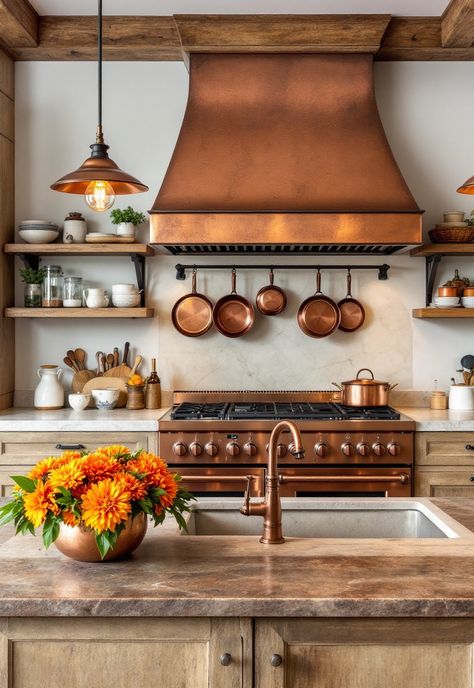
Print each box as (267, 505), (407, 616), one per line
(110, 206), (146, 239)
(20, 266), (45, 307)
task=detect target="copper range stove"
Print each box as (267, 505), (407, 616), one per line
(159, 391), (415, 498)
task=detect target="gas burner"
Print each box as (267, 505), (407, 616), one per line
(170, 402), (229, 420)
(335, 405), (400, 421)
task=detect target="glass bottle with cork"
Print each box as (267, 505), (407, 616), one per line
(145, 358), (161, 409)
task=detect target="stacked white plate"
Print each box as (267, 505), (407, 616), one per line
(19, 220), (59, 244)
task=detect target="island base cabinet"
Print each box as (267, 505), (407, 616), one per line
(0, 617), (249, 688)
(255, 619), (474, 688)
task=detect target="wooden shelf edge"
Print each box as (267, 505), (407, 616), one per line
(3, 243), (155, 256)
(412, 308), (474, 318)
(410, 243), (474, 257)
(5, 307), (154, 319)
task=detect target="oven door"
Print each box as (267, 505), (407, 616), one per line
(177, 468), (265, 498)
(278, 468), (412, 497)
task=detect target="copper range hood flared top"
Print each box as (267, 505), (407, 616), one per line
(150, 53), (422, 255)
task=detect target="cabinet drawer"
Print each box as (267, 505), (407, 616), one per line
(416, 432), (474, 466)
(415, 469), (474, 498)
(0, 432), (157, 467)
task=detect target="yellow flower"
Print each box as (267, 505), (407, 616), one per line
(48, 459), (86, 491)
(81, 479), (131, 533)
(28, 456), (61, 480)
(115, 471), (147, 501)
(96, 445), (131, 459)
(23, 480), (58, 528)
(80, 453), (119, 482)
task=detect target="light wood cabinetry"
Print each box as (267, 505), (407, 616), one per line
(415, 432), (474, 497)
(254, 618), (474, 688)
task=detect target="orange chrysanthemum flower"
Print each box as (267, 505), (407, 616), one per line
(60, 450), (83, 461)
(115, 471), (147, 501)
(23, 480), (58, 527)
(155, 472), (178, 508)
(128, 452), (168, 487)
(28, 456), (59, 480)
(97, 445), (131, 460)
(79, 453), (119, 483)
(48, 459), (86, 491)
(62, 509), (80, 527)
(81, 479), (131, 533)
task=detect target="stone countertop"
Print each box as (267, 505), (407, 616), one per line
(0, 407), (169, 431)
(0, 498), (474, 618)
(397, 407), (474, 431)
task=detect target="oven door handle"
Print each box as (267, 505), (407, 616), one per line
(278, 474), (410, 485)
(180, 475), (258, 483)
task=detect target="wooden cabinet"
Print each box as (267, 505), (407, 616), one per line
(254, 618), (474, 688)
(0, 617), (247, 688)
(415, 432), (474, 497)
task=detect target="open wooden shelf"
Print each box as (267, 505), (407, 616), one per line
(4, 243), (154, 256)
(412, 308), (474, 319)
(410, 243), (474, 257)
(5, 307), (154, 319)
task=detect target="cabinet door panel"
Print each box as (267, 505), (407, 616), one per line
(415, 470), (474, 498)
(416, 432), (474, 467)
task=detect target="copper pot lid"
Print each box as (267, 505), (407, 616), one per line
(341, 368), (389, 386)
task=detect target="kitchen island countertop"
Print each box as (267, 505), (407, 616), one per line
(397, 407), (474, 431)
(0, 407), (170, 431)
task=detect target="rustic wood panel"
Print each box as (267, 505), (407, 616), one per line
(0, 93), (13, 141)
(0, 131), (14, 412)
(416, 432), (474, 467)
(0, 0), (38, 49)
(415, 469), (474, 497)
(442, 0), (474, 48)
(378, 16), (474, 60)
(0, 48), (13, 98)
(5, 307), (154, 318)
(4, 243), (154, 256)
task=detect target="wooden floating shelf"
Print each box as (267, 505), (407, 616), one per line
(410, 243), (474, 257)
(412, 308), (474, 319)
(4, 243), (155, 256)
(5, 308), (154, 319)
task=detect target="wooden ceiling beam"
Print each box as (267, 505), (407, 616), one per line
(0, 0), (38, 48)
(441, 0), (474, 48)
(10, 14), (474, 62)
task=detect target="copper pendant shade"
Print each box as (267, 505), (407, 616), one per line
(50, 0), (147, 199)
(457, 175), (474, 195)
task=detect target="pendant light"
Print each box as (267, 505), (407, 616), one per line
(457, 175), (474, 195)
(50, 0), (148, 211)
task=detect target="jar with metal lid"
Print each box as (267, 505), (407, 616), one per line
(63, 276), (83, 308)
(430, 391), (447, 410)
(42, 265), (63, 307)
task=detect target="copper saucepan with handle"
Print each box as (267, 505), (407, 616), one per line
(171, 268), (213, 337)
(338, 270), (365, 332)
(213, 268), (255, 338)
(256, 268), (287, 316)
(332, 368), (398, 407)
(297, 269), (341, 338)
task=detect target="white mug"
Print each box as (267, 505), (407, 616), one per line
(448, 385), (474, 411)
(83, 288), (109, 308)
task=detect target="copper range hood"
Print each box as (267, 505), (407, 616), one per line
(150, 53), (422, 255)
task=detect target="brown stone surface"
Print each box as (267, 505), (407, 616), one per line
(0, 499), (473, 618)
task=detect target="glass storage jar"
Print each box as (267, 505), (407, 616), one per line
(42, 265), (63, 307)
(24, 283), (42, 308)
(63, 276), (83, 308)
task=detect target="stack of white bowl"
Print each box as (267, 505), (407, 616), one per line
(433, 295), (461, 308)
(111, 283), (141, 308)
(19, 220), (59, 244)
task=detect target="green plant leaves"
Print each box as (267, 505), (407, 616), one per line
(11, 475), (37, 492)
(42, 513), (60, 549)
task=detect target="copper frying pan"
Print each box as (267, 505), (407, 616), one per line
(338, 270), (365, 332)
(213, 269), (255, 338)
(256, 269), (287, 316)
(297, 270), (341, 338)
(171, 269), (213, 337)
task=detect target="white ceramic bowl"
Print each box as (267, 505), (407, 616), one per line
(19, 229), (59, 244)
(111, 283), (139, 294)
(461, 297), (474, 308)
(68, 392), (91, 411)
(443, 211), (465, 223)
(434, 296), (460, 305)
(112, 294), (141, 308)
(91, 388), (119, 410)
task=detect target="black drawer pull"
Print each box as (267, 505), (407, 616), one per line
(55, 443), (85, 451)
(470, 477), (474, 482)
(466, 445), (474, 451)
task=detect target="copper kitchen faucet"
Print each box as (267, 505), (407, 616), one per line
(240, 421), (305, 544)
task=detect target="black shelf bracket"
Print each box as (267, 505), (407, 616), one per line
(175, 263), (390, 281)
(131, 255), (146, 306)
(425, 255), (442, 306)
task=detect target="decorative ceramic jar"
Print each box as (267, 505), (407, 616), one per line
(83, 287), (109, 308)
(126, 384), (145, 410)
(63, 211), (87, 243)
(116, 222), (135, 238)
(34, 365), (64, 409)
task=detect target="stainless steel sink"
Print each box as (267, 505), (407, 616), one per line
(183, 498), (473, 539)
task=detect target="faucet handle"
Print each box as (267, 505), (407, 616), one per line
(240, 475), (254, 515)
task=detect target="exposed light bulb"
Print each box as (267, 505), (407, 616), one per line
(84, 180), (115, 212)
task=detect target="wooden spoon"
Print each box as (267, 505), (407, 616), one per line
(74, 348), (86, 370)
(107, 353), (115, 370)
(113, 347), (119, 368)
(129, 355), (143, 377)
(63, 356), (78, 372)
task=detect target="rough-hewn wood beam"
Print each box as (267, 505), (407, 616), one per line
(441, 0), (474, 47)
(0, 0), (38, 48)
(378, 16), (474, 60)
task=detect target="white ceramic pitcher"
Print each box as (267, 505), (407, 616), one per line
(83, 288), (109, 308)
(34, 365), (64, 410)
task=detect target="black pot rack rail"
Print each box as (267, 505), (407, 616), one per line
(175, 263), (390, 280)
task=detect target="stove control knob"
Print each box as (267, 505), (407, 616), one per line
(226, 442), (240, 457)
(387, 442), (401, 457)
(277, 444), (288, 458)
(357, 442), (371, 457)
(205, 441), (218, 457)
(243, 442), (257, 457)
(341, 442), (355, 457)
(372, 442), (386, 457)
(189, 442), (203, 457)
(314, 441), (329, 458)
(172, 442), (188, 457)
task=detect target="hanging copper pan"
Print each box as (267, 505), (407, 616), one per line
(338, 270), (365, 332)
(297, 269), (341, 338)
(213, 268), (255, 338)
(256, 268), (287, 316)
(171, 269), (213, 337)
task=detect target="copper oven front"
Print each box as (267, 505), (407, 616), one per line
(178, 468), (265, 498)
(278, 468), (412, 498)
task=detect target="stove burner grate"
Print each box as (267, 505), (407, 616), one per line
(170, 402), (229, 420)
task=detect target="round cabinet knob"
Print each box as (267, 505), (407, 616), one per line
(357, 442), (371, 457)
(205, 441), (218, 457)
(314, 441), (329, 458)
(172, 442), (187, 457)
(276, 443), (287, 458)
(243, 442), (257, 456)
(226, 441), (240, 457)
(387, 442), (401, 456)
(270, 654), (283, 667)
(372, 442), (386, 457)
(189, 442), (203, 457)
(341, 442), (355, 457)
(219, 653), (232, 666)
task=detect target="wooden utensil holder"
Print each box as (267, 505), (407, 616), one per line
(126, 384), (145, 410)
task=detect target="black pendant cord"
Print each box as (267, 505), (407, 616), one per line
(97, 0), (103, 141)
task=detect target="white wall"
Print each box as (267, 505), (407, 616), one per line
(14, 60), (474, 396)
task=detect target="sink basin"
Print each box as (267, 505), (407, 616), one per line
(184, 498), (473, 539)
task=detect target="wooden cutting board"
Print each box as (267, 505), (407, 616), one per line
(82, 376), (128, 408)
(85, 236), (135, 244)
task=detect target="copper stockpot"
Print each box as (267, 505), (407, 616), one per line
(463, 287), (474, 296)
(438, 286), (458, 297)
(332, 368), (398, 407)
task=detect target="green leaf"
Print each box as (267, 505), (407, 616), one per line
(11, 475), (36, 493)
(0, 500), (19, 525)
(138, 498), (154, 515)
(42, 513), (60, 549)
